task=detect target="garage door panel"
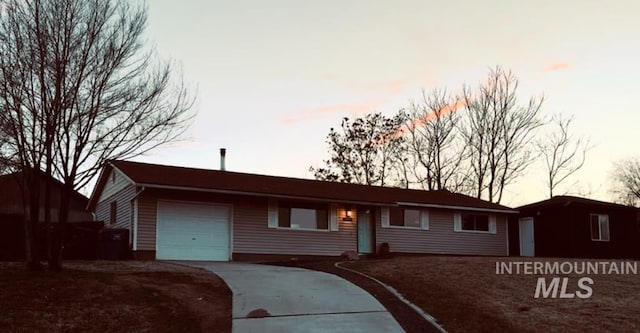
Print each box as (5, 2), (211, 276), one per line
(157, 201), (230, 261)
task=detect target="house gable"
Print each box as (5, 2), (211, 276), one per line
(97, 167), (135, 204)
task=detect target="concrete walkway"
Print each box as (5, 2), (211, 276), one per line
(183, 262), (404, 333)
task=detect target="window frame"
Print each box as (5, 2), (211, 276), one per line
(454, 212), (497, 234)
(590, 213), (610, 242)
(382, 207), (429, 230)
(268, 200), (335, 232)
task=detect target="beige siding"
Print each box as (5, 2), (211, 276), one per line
(137, 191), (158, 251)
(98, 169), (133, 203)
(95, 184), (136, 230)
(135, 189), (358, 256)
(376, 208), (509, 256)
(134, 188), (508, 257)
(233, 200), (357, 256)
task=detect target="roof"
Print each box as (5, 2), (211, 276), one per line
(0, 169), (89, 204)
(517, 195), (639, 212)
(88, 159), (517, 213)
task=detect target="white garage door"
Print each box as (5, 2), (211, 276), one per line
(157, 201), (230, 261)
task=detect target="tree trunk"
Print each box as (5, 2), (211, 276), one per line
(24, 170), (42, 270)
(50, 179), (73, 270)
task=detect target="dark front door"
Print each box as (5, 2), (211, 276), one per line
(357, 208), (374, 254)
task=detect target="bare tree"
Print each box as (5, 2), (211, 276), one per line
(460, 66), (544, 203)
(0, 0), (194, 270)
(611, 158), (640, 207)
(401, 89), (468, 191)
(311, 112), (405, 186)
(536, 114), (590, 198)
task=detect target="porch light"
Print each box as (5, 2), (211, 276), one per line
(343, 208), (353, 222)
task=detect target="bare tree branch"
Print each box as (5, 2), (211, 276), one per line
(610, 158), (640, 207)
(459, 66), (544, 203)
(0, 0), (195, 269)
(400, 89), (468, 191)
(536, 114), (590, 198)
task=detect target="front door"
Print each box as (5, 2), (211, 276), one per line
(519, 217), (535, 257)
(357, 209), (374, 254)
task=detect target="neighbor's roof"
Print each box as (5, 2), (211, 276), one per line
(517, 196), (638, 211)
(0, 169), (89, 204)
(88, 159), (516, 213)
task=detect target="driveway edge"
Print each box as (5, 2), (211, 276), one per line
(335, 261), (448, 333)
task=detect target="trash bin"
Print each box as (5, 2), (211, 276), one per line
(101, 228), (130, 260)
(378, 242), (391, 258)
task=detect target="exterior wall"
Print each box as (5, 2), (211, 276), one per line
(376, 208), (509, 256)
(234, 200), (356, 257)
(520, 205), (640, 259)
(132, 188), (514, 259)
(95, 184), (136, 230)
(98, 169), (132, 203)
(135, 188), (358, 257)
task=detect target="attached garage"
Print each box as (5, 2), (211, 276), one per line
(156, 201), (231, 261)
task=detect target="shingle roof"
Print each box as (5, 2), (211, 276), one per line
(517, 195), (638, 211)
(89, 159), (516, 213)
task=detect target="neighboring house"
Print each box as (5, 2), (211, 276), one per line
(0, 170), (93, 223)
(88, 159), (517, 261)
(511, 196), (640, 259)
(0, 170), (95, 260)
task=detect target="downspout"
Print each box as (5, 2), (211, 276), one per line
(130, 186), (145, 252)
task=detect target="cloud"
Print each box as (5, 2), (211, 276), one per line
(543, 62), (570, 72)
(280, 70), (437, 125)
(390, 98), (467, 139)
(279, 98), (386, 125)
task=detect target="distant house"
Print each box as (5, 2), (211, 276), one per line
(0, 170), (95, 260)
(88, 159), (517, 261)
(511, 196), (640, 259)
(0, 170), (93, 223)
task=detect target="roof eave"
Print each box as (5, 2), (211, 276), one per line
(396, 201), (518, 214)
(136, 183), (397, 207)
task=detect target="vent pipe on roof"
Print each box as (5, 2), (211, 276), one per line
(220, 148), (226, 171)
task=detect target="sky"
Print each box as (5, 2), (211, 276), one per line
(135, 0), (640, 207)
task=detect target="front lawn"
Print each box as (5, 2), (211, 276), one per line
(0, 261), (231, 333)
(342, 256), (640, 333)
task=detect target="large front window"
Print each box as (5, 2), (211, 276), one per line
(278, 205), (328, 230)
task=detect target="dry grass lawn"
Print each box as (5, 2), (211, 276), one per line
(0, 261), (231, 333)
(343, 256), (640, 333)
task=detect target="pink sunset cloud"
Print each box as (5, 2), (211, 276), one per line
(390, 98), (467, 140)
(279, 98), (386, 125)
(543, 62), (570, 72)
(280, 71), (438, 125)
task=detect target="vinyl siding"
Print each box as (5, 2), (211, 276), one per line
(134, 188), (508, 258)
(135, 189), (357, 256)
(95, 184), (136, 230)
(98, 169), (132, 203)
(376, 208), (509, 256)
(137, 191), (158, 251)
(233, 200), (356, 256)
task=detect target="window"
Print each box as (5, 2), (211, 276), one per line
(382, 207), (427, 229)
(454, 212), (496, 233)
(278, 204), (328, 230)
(462, 214), (489, 231)
(110, 201), (117, 225)
(389, 207), (421, 228)
(590, 214), (609, 241)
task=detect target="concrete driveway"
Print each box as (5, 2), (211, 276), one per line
(182, 262), (404, 333)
